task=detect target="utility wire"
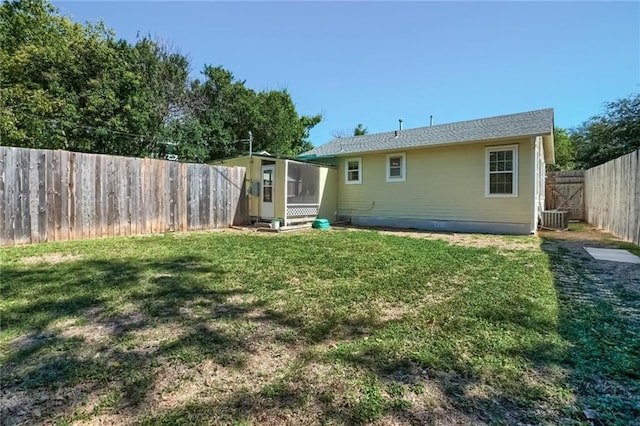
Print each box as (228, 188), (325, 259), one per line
(18, 111), (154, 141)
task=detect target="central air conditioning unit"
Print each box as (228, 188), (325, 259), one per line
(541, 210), (568, 230)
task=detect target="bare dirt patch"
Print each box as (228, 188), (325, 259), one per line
(333, 225), (539, 250)
(540, 225), (640, 295)
(20, 253), (82, 265)
(376, 302), (408, 322)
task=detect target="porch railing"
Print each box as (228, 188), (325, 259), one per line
(286, 204), (319, 217)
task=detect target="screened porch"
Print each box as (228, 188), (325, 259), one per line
(285, 160), (320, 224)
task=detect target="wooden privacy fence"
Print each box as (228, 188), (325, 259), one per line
(584, 149), (640, 246)
(545, 170), (585, 220)
(0, 146), (248, 246)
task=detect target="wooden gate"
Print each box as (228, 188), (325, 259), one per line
(545, 171), (585, 220)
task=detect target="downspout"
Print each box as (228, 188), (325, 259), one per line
(531, 136), (542, 234)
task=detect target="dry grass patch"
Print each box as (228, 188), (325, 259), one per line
(338, 226), (540, 250)
(20, 253), (82, 265)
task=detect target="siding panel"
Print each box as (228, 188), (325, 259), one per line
(336, 140), (534, 227)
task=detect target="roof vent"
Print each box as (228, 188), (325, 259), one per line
(394, 130), (398, 137)
(399, 119), (403, 131)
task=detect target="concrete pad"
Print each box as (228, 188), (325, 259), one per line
(584, 247), (640, 264)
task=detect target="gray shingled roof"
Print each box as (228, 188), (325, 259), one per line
(300, 108), (554, 158)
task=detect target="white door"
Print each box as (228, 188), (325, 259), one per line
(261, 165), (275, 219)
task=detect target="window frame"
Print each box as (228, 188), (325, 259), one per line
(345, 157), (362, 184)
(485, 144), (518, 197)
(385, 152), (406, 182)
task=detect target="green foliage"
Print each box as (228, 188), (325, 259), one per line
(353, 376), (386, 423)
(547, 128), (576, 171)
(572, 93), (640, 169)
(353, 123), (368, 136)
(0, 0), (320, 161)
(191, 66), (320, 159)
(157, 118), (207, 163)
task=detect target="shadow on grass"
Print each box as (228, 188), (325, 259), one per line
(4, 230), (638, 425)
(0, 244), (562, 425)
(539, 232), (640, 424)
(2, 249), (414, 424)
(0, 254), (257, 423)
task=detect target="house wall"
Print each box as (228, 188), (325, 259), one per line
(212, 156), (278, 220)
(335, 138), (536, 234)
(274, 159), (286, 220)
(215, 156), (337, 223)
(318, 167), (338, 221)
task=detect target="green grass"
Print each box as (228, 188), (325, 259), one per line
(1, 229), (638, 424)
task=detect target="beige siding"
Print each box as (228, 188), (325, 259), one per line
(214, 156), (338, 223)
(318, 167), (338, 221)
(274, 159), (286, 220)
(336, 139), (534, 226)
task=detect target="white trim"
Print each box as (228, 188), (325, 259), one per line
(531, 138), (538, 233)
(532, 136), (546, 233)
(485, 144), (518, 197)
(345, 157), (362, 184)
(260, 164), (276, 218)
(385, 152), (406, 182)
(284, 160), (289, 226)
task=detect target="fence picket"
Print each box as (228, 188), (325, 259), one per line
(13, 149), (29, 244)
(1, 147), (247, 245)
(69, 152), (78, 240)
(37, 150), (47, 242)
(5, 148), (17, 244)
(0, 148), (6, 243)
(585, 149), (640, 245)
(28, 150), (39, 243)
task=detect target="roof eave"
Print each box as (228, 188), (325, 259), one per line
(321, 133), (553, 158)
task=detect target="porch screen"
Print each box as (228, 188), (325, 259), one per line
(287, 162), (319, 203)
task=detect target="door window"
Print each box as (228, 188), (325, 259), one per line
(263, 170), (273, 202)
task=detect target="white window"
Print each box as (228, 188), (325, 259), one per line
(485, 145), (518, 197)
(386, 153), (406, 182)
(345, 157), (362, 184)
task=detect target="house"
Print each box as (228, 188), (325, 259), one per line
(213, 153), (338, 226)
(298, 108), (555, 234)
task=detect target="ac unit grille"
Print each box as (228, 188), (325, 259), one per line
(541, 210), (568, 230)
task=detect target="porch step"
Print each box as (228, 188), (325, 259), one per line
(255, 222), (313, 233)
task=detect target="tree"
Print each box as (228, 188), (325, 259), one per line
(0, 0), (97, 149)
(572, 93), (640, 168)
(157, 117), (207, 162)
(353, 123), (368, 136)
(191, 66), (320, 160)
(331, 129), (351, 138)
(547, 127), (576, 171)
(0, 0), (193, 157)
(1, 0), (321, 161)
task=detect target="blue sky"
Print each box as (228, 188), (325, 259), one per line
(55, 1), (639, 147)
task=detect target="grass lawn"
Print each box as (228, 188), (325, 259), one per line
(1, 227), (639, 425)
